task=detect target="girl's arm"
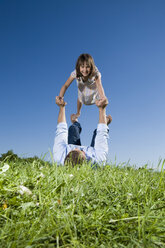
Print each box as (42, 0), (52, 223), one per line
(59, 75), (74, 98)
(71, 99), (83, 121)
(56, 75), (74, 106)
(76, 98), (83, 116)
(95, 77), (108, 107)
(95, 77), (105, 98)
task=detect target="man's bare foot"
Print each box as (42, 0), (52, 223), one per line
(106, 115), (112, 125)
(70, 114), (78, 123)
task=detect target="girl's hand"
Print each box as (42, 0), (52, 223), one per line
(56, 96), (67, 106)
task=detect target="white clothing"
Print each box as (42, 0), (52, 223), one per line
(53, 122), (109, 166)
(70, 66), (101, 105)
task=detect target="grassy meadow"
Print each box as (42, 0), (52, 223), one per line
(0, 152), (165, 248)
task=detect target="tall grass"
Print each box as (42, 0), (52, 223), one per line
(0, 158), (165, 247)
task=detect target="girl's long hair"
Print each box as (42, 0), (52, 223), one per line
(76, 54), (96, 79)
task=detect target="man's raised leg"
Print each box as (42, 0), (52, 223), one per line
(68, 114), (82, 145)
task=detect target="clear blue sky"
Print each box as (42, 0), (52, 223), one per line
(0, 0), (165, 168)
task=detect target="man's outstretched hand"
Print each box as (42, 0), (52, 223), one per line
(56, 96), (67, 107)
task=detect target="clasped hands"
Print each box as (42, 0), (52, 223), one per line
(56, 96), (67, 107)
(56, 96), (108, 108)
(95, 96), (108, 108)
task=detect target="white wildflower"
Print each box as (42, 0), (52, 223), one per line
(32, 194), (37, 200)
(0, 164), (10, 174)
(19, 185), (32, 195)
(127, 193), (133, 199)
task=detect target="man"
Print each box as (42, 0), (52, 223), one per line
(53, 96), (112, 167)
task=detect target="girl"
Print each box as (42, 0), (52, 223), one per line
(56, 53), (108, 120)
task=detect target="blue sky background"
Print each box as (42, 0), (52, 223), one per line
(0, 0), (165, 168)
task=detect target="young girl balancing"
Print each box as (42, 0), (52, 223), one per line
(56, 53), (108, 120)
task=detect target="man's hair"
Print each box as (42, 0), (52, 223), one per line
(64, 150), (86, 167)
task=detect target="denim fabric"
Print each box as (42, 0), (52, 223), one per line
(68, 121), (97, 147)
(68, 121), (82, 145)
(90, 129), (97, 147)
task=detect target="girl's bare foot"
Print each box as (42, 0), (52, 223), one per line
(70, 114), (78, 123)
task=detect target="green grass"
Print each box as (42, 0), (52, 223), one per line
(0, 157), (165, 248)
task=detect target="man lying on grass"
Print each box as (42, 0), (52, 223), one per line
(53, 97), (112, 167)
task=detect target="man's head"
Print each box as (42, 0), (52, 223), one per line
(64, 149), (86, 167)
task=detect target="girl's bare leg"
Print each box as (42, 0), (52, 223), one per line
(71, 98), (83, 122)
(76, 98), (83, 117)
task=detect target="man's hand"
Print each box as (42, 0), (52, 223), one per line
(95, 97), (108, 108)
(56, 96), (67, 107)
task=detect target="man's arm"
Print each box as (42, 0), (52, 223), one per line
(56, 96), (66, 123)
(98, 107), (107, 124)
(58, 106), (66, 123)
(94, 104), (109, 165)
(53, 100), (67, 165)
